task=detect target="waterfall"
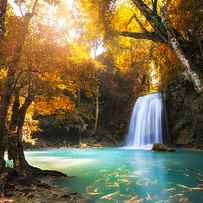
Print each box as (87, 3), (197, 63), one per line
(125, 92), (163, 149)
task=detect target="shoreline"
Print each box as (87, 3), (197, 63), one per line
(0, 168), (91, 203)
(23, 143), (203, 151)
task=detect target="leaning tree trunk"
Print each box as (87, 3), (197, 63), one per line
(8, 90), (20, 168)
(0, 1), (38, 172)
(16, 96), (33, 173)
(0, 0), (8, 172)
(8, 94), (33, 174)
(160, 5), (203, 93)
(170, 38), (203, 92)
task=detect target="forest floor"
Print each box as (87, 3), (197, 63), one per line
(0, 168), (90, 203)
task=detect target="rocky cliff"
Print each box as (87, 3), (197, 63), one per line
(165, 75), (203, 146)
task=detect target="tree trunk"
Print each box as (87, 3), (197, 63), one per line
(0, 1), (38, 172)
(169, 38), (203, 92)
(8, 95), (33, 174)
(160, 5), (203, 93)
(0, 84), (11, 171)
(9, 90), (21, 129)
(94, 86), (100, 133)
(0, 0), (8, 172)
(7, 91), (20, 165)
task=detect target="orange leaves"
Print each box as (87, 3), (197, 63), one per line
(3, 15), (24, 61)
(167, 0), (202, 37)
(154, 43), (183, 87)
(78, 0), (105, 40)
(34, 97), (75, 116)
(68, 42), (91, 62)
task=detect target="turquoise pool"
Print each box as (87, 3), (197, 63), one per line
(25, 148), (203, 202)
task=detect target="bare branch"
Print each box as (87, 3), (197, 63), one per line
(119, 31), (164, 43)
(126, 14), (147, 32)
(16, 2), (24, 17)
(133, 14), (148, 32)
(127, 7), (149, 32)
(152, 0), (158, 14)
(126, 14), (135, 28)
(25, 0), (39, 17)
(132, 0), (153, 23)
(31, 0), (39, 15)
(132, 0), (168, 42)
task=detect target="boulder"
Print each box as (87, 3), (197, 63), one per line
(152, 144), (176, 152)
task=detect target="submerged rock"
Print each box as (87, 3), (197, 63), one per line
(124, 195), (143, 203)
(152, 144), (176, 152)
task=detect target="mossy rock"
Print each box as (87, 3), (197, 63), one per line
(152, 144), (176, 152)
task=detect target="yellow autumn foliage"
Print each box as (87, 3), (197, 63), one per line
(34, 97), (75, 116)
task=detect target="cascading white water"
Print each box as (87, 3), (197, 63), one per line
(125, 92), (163, 149)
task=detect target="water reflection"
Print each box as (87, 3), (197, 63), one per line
(124, 151), (169, 202)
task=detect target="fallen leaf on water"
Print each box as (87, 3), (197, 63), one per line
(179, 197), (191, 203)
(177, 184), (203, 191)
(170, 193), (184, 198)
(165, 187), (176, 192)
(87, 192), (100, 196)
(118, 178), (129, 183)
(0, 197), (14, 203)
(100, 191), (120, 200)
(124, 195), (143, 203)
(107, 182), (119, 187)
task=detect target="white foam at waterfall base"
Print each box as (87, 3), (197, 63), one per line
(125, 92), (163, 149)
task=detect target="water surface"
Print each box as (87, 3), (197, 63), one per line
(25, 148), (203, 202)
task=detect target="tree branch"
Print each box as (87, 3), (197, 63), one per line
(126, 13), (148, 32)
(25, 0), (38, 17)
(119, 31), (164, 43)
(132, 0), (168, 42)
(152, 0), (158, 14)
(132, 0), (155, 28)
(133, 14), (148, 32)
(132, 0), (153, 19)
(31, 0), (39, 16)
